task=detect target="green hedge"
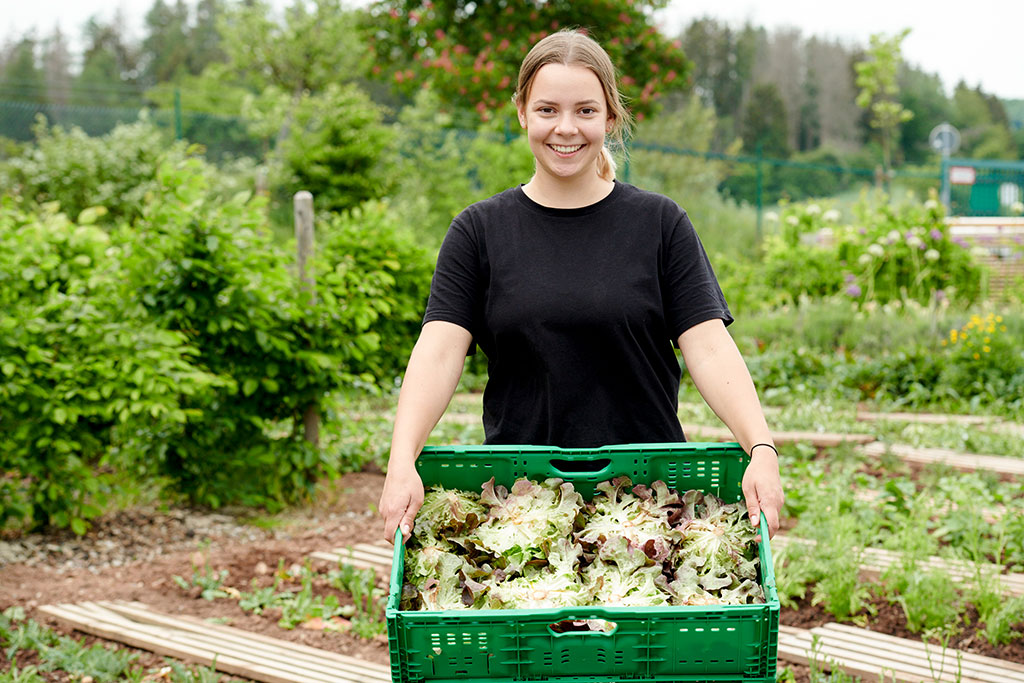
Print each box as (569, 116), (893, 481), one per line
(0, 159), (434, 532)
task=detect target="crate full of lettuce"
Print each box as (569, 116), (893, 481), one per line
(385, 443), (779, 683)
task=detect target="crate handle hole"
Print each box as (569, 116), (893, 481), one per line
(549, 458), (612, 474)
(548, 619), (617, 635)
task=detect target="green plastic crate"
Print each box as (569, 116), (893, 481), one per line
(386, 442), (780, 683)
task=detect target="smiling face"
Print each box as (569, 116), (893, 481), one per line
(517, 63), (614, 190)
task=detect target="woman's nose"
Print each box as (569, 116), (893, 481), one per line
(554, 114), (578, 136)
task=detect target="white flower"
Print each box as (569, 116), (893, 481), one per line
(906, 235), (924, 249)
(887, 229), (901, 242)
(805, 204), (822, 216)
(823, 209), (841, 222)
(858, 253), (873, 265)
(925, 199), (939, 209)
(868, 244), (885, 257)
(924, 248), (940, 262)
(786, 215), (800, 226)
(765, 211), (779, 222)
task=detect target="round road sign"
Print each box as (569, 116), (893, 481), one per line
(929, 122), (961, 155)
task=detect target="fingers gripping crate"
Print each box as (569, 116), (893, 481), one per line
(386, 442), (780, 683)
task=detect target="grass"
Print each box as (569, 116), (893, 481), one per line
(0, 607), (244, 683)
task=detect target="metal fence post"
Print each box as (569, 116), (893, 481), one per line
(755, 143), (764, 242)
(173, 88), (183, 140)
(293, 190), (320, 447)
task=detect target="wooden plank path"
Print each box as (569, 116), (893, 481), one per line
(37, 600), (391, 683)
(308, 542), (394, 574)
(678, 423), (876, 448)
(772, 535), (1024, 597)
(857, 441), (1024, 476)
(856, 409), (998, 426)
(857, 410), (1024, 439)
(778, 622), (1024, 683)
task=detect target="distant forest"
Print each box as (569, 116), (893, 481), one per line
(2, 0), (1022, 166)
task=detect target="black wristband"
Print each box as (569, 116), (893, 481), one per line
(749, 442), (778, 457)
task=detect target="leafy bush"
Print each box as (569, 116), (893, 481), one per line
(121, 161), (341, 508)
(276, 83), (394, 214)
(315, 201), (434, 389)
(0, 200), (220, 533)
(1, 153), (437, 529)
(386, 88), (534, 245)
(751, 192), (985, 309)
(0, 116), (258, 227)
(121, 160), (435, 509)
(840, 191), (983, 305)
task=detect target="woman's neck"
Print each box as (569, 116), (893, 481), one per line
(521, 170), (614, 209)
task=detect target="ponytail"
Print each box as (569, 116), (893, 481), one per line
(597, 145), (617, 182)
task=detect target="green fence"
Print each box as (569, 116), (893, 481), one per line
(0, 99), (264, 162)
(942, 157), (1024, 217)
(9, 96), (1022, 219)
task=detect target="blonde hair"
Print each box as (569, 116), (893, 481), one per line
(513, 30), (633, 182)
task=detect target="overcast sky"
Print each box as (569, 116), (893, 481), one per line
(5, 0), (1023, 100)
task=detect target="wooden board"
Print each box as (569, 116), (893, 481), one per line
(858, 441), (1024, 476)
(308, 542), (394, 574)
(772, 535), (1024, 597)
(856, 410), (996, 426)
(679, 423), (876, 447)
(37, 600), (391, 683)
(778, 623), (1024, 683)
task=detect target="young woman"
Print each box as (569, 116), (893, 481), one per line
(379, 29), (783, 545)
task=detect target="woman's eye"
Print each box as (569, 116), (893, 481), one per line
(580, 108), (596, 115)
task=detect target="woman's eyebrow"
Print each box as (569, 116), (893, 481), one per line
(532, 98), (603, 107)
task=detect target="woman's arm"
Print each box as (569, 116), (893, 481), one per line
(379, 320), (474, 544)
(677, 318), (784, 538)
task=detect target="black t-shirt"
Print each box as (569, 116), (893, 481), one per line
(423, 181), (732, 448)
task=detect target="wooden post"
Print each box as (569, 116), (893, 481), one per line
(293, 191), (320, 447)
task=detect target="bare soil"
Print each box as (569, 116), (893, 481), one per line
(0, 471), (392, 680)
(2, 468), (1021, 683)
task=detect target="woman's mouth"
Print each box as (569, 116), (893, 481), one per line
(549, 144), (584, 156)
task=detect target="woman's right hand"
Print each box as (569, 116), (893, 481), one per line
(379, 462), (424, 545)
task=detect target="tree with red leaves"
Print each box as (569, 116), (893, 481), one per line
(362, 0), (690, 121)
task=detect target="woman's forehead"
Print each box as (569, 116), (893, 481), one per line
(528, 63), (605, 101)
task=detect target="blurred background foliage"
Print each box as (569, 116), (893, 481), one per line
(1, 0), (1023, 534)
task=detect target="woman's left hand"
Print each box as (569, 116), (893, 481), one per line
(741, 449), (784, 540)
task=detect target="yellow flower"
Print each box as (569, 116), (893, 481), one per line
(973, 353), (981, 360)
(996, 315), (1004, 323)
(983, 346), (991, 353)
(984, 337), (991, 344)
(1001, 325), (1008, 332)
(941, 339), (948, 346)
(950, 329), (958, 342)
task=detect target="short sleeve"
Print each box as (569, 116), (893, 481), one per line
(662, 210), (733, 341)
(422, 216), (482, 339)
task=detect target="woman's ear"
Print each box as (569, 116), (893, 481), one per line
(606, 114), (615, 133)
(517, 107), (527, 129)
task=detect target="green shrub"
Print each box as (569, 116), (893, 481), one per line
(386, 88), (534, 246)
(121, 161), (339, 508)
(1, 117), (193, 224)
(277, 83), (393, 214)
(315, 201), (434, 389)
(0, 116), (259, 227)
(0, 200), (220, 533)
(839, 190), (983, 306)
(121, 160), (434, 509)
